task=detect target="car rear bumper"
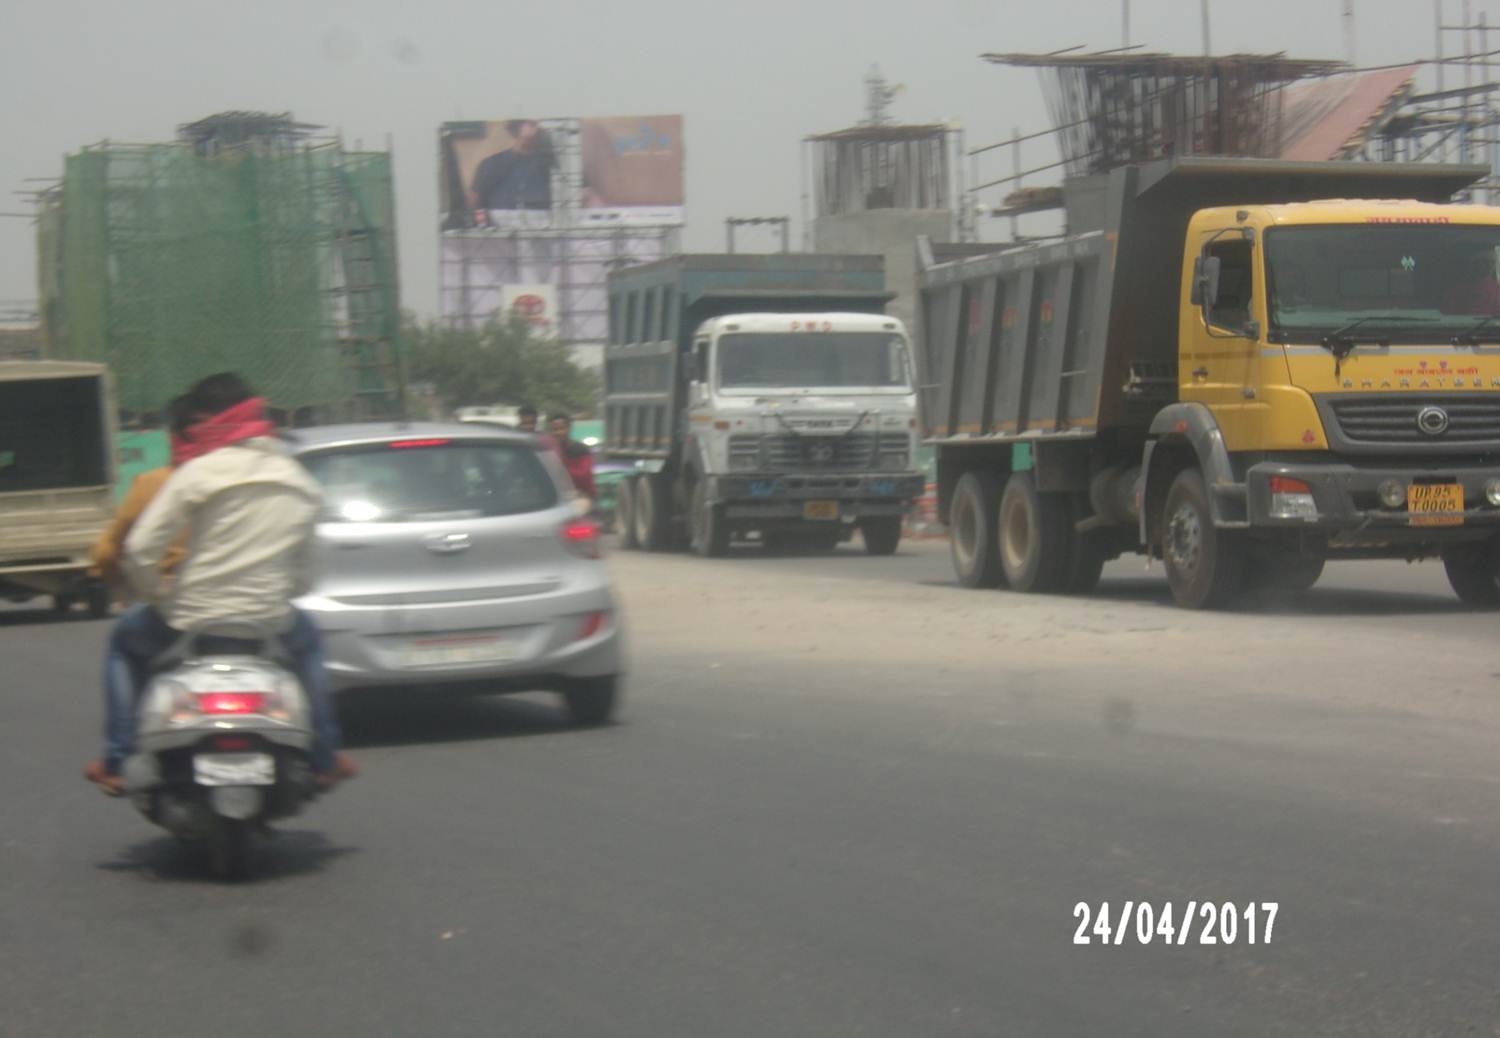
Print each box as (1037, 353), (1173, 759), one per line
(298, 582), (622, 693)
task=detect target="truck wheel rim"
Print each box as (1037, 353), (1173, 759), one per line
(1001, 494), (1029, 572)
(1167, 503), (1202, 575)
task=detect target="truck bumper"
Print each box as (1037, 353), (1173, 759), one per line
(1244, 460), (1500, 544)
(711, 473), (925, 521)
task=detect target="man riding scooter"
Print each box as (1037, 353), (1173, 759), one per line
(83, 373), (356, 794)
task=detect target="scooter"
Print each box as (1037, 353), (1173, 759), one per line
(121, 622), (319, 880)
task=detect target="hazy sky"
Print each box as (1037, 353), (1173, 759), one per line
(0, 0), (1476, 318)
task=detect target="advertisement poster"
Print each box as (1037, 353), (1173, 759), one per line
(440, 115), (683, 230)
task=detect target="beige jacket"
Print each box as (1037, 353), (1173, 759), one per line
(124, 437), (323, 631)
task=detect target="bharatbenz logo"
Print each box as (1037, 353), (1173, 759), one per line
(1416, 405), (1451, 437)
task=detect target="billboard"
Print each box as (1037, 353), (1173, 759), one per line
(439, 116), (684, 349)
(440, 116), (683, 230)
(439, 228), (679, 344)
(499, 284), (558, 335)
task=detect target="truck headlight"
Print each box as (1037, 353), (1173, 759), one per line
(1378, 479), (1406, 509)
(1486, 478), (1500, 507)
(1268, 475), (1318, 520)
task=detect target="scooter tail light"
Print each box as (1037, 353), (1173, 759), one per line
(195, 692), (272, 715)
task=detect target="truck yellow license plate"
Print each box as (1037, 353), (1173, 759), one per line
(1408, 483), (1464, 527)
(803, 500), (839, 521)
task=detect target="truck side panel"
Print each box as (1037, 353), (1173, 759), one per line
(920, 235), (1111, 442)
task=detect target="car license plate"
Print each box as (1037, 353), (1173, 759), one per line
(194, 753), (275, 787)
(402, 633), (520, 668)
(1408, 483), (1464, 526)
(803, 500), (839, 521)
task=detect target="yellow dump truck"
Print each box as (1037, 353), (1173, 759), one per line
(919, 157), (1500, 608)
(0, 361), (116, 616)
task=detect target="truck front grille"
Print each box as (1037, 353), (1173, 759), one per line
(1327, 395), (1500, 446)
(735, 433), (904, 471)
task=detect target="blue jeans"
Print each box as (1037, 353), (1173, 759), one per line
(103, 605), (342, 775)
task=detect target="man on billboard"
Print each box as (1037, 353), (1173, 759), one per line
(469, 120), (556, 215)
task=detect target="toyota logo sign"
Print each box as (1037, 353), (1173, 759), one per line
(1416, 405), (1451, 437)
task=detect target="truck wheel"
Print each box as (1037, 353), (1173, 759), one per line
(617, 478), (639, 550)
(633, 474), (668, 552)
(859, 516), (902, 556)
(1442, 540), (1500, 607)
(1063, 502), (1108, 594)
(1162, 468), (1246, 609)
(689, 480), (730, 557)
(950, 471), (1004, 588)
(998, 471), (1070, 592)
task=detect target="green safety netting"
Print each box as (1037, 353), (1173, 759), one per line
(38, 141), (403, 421)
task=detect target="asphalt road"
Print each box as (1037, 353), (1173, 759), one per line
(4, 543), (1500, 1037)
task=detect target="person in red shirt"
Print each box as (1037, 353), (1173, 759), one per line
(1443, 250), (1500, 315)
(549, 412), (596, 501)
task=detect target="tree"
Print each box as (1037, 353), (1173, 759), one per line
(402, 311), (600, 418)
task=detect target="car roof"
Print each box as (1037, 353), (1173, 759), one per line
(283, 422), (541, 454)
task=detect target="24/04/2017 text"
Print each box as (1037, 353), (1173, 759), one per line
(1073, 902), (1279, 946)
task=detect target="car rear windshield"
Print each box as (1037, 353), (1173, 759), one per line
(0, 376), (109, 494)
(299, 439), (558, 522)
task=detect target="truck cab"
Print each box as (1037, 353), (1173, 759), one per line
(1164, 200), (1500, 603)
(680, 312), (923, 553)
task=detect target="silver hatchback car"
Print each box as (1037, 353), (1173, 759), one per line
(286, 423), (622, 724)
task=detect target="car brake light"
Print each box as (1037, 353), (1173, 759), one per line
(577, 611), (609, 640)
(196, 692), (270, 715)
(561, 520), (602, 558)
(388, 438), (451, 449)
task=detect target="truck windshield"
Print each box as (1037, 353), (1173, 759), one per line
(718, 333), (911, 390)
(1265, 224), (1500, 342)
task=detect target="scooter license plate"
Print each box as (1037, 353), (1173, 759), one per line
(194, 753), (275, 787)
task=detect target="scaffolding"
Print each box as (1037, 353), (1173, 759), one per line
(1359, 6), (1500, 201)
(36, 112), (403, 420)
(439, 222), (681, 350)
(980, 52), (1345, 181)
(970, 30), (1500, 235)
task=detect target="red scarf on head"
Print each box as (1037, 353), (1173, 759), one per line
(174, 397), (276, 464)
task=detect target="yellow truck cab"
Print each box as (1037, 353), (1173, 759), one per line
(919, 157), (1500, 609)
(0, 361), (117, 616)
